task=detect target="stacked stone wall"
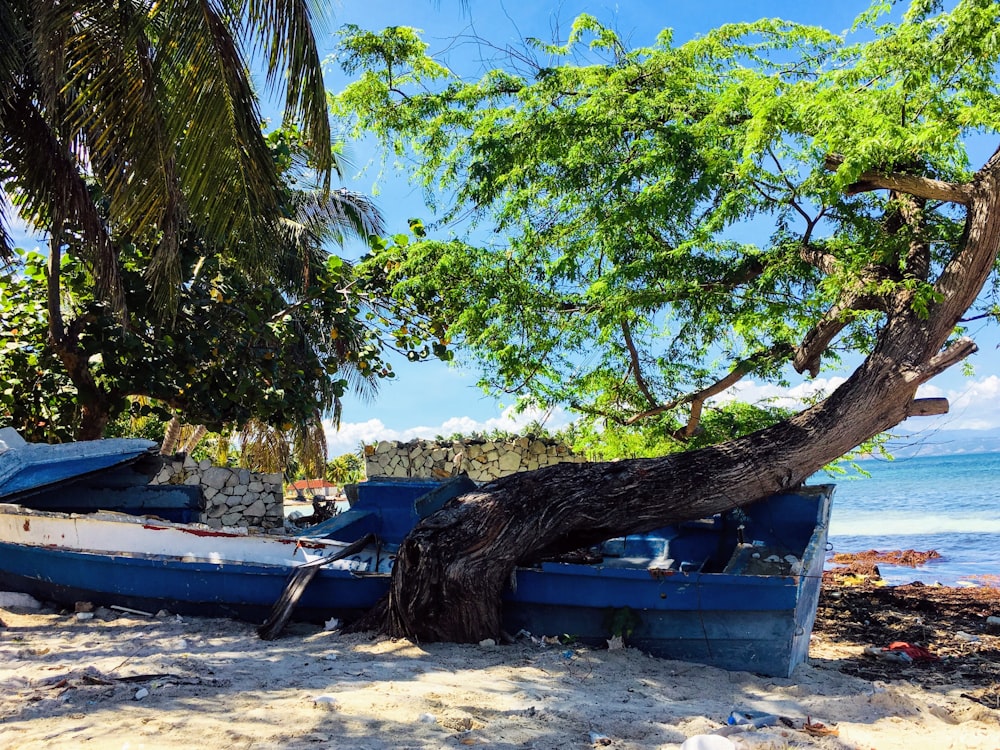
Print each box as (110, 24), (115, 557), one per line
(363, 437), (584, 483)
(151, 455), (284, 530)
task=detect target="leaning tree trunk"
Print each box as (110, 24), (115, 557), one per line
(352, 150), (1000, 645)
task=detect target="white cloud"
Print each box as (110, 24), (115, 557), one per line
(918, 375), (1000, 430)
(323, 375), (1000, 457)
(711, 376), (848, 410)
(323, 404), (572, 456)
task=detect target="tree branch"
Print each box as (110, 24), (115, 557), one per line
(905, 398), (949, 418)
(799, 245), (839, 276)
(793, 295), (884, 378)
(624, 345), (791, 429)
(906, 337), (978, 384)
(824, 155), (972, 204)
(621, 319), (658, 409)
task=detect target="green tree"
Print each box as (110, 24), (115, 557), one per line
(1, 0), (339, 437)
(331, 1), (1000, 643)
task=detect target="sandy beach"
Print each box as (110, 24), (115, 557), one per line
(1, 583), (997, 750)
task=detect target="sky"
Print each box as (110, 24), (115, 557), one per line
(6, 1), (1000, 456)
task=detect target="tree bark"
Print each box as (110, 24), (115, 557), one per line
(352, 153), (1000, 645)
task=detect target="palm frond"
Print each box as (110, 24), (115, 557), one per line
(246, 0), (334, 185)
(0, 84), (123, 307)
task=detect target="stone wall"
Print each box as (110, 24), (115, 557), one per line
(363, 437), (584, 483)
(151, 455), (284, 530)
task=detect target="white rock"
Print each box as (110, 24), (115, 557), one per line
(0, 591), (42, 609)
(478, 638), (496, 648)
(75, 612), (94, 621)
(418, 713), (437, 724)
(313, 695), (339, 710)
(182, 474), (201, 486)
(134, 687), (149, 700)
(324, 617), (341, 631)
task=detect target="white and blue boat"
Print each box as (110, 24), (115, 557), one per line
(0, 432), (833, 677)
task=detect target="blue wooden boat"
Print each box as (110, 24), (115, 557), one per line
(0, 445), (832, 677)
(0, 428), (202, 523)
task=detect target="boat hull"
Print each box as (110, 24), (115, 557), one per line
(0, 483), (832, 677)
(0, 540), (390, 623)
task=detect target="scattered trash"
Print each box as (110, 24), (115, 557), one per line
(955, 631), (980, 643)
(75, 612), (95, 621)
(418, 713), (437, 724)
(727, 710), (779, 728)
(561, 649), (574, 659)
(74, 601), (94, 613)
(110, 604), (153, 617)
(478, 638), (496, 648)
(882, 642), (939, 662)
(589, 731), (612, 746)
(324, 617), (340, 631)
(133, 688), (149, 701)
(802, 718), (838, 737)
(0, 592), (42, 609)
(312, 694), (339, 710)
(606, 634), (624, 650)
(323, 653), (338, 661)
(864, 645), (912, 663)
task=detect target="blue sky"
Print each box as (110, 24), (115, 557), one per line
(7, 1), (1000, 455)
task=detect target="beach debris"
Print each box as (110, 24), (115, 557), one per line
(0, 591), (42, 609)
(312, 694), (339, 710)
(874, 641), (940, 662)
(323, 653), (338, 661)
(75, 612), (95, 621)
(727, 710), (779, 728)
(418, 713), (437, 724)
(74, 601), (94, 613)
(478, 638), (496, 648)
(589, 731), (612, 746)
(986, 616), (1000, 634)
(110, 604), (153, 617)
(606, 634), (624, 650)
(324, 617), (340, 631)
(864, 645), (912, 663)
(133, 687), (149, 701)
(955, 630), (980, 643)
(801, 718), (838, 737)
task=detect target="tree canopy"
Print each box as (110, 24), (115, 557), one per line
(1, 0), (339, 310)
(333, 0), (1000, 442)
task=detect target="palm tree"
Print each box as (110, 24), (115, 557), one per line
(0, 0), (335, 312)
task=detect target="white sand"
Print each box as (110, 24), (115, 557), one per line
(1, 606), (997, 750)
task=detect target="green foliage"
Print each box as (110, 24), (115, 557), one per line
(334, 1), (999, 445)
(326, 452), (366, 485)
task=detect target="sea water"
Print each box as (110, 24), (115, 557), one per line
(824, 453), (1000, 586)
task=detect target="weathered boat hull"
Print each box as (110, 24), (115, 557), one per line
(503, 485), (831, 677)
(0, 478), (832, 677)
